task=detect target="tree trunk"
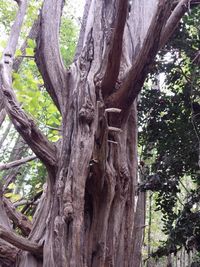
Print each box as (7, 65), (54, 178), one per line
(0, 0), (192, 266)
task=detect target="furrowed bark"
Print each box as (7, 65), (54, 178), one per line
(0, 225), (42, 257)
(0, 155), (36, 171)
(0, 240), (19, 266)
(35, 0), (67, 113)
(0, 0), (194, 266)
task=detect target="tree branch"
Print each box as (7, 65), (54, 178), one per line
(101, 0), (129, 98)
(3, 197), (32, 236)
(0, 155), (37, 171)
(0, 225), (42, 257)
(106, 0), (171, 112)
(0, 83), (57, 167)
(160, 0), (196, 48)
(3, 0), (27, 57)
(0, 0), (57, 169)
(35, 0), (67, 113)
(74, 0), (92, 60)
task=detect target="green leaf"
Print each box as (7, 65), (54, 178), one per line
(26, 47), (34, 56)
(27, 38), (36, 49)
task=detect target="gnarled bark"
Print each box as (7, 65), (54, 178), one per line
(0, 0), (195, 266)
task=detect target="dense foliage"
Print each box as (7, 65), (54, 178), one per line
(138, 6), (200, 257)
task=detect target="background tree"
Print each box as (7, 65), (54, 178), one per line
(0, 0), (198, 266)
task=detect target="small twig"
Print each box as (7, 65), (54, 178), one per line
(176, 195), (184, 206)
(17, 55), (35, 59)
(179, 180), (190, 195)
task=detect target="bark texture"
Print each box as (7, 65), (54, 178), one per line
(0, 0), (194, 266)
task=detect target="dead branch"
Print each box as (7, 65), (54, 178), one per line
(0, 225), (42, 257)
(101, 0), (129, 98)
(3, 197), (32, 236)
(35, 0), (67, 113)
(0, 155), (37, 171)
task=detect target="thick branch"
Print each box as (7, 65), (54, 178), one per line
(160, 0), (196, 47)
(0, 155), (36, 171)
(106, 0), (170, 111)
(101, 0), (129, 98)
(0, 225), (42, 257)
(35, 0), (67, 113)
(3, 197), (32, 236)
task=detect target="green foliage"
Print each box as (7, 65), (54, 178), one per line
(139, 6), (200, 258)
(60, 17), (78, 66)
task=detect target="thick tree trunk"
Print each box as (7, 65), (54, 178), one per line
(0, 0), (193, 266)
